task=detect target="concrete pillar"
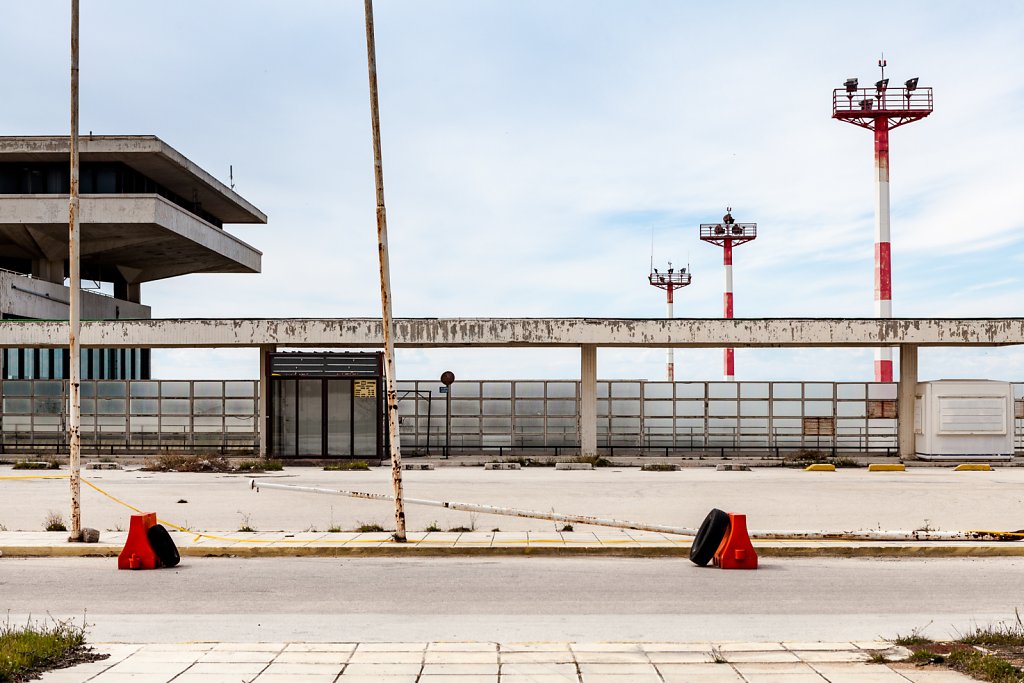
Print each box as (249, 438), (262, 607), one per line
(580, 344), (597, 456)
(32, 259), (64, 284)
(258, 344), (276, 457)
(898, 344), (918, 461)
(114, 280), (141, 304)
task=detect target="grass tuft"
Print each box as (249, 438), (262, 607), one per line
(43, 511), (67, 532)
(946, 649), (1023, 682)
(958, 613), (1024, 647)
(0, 616), (106, 681)
(424, 521), (442, 532)
(354, 523), (385, 533)
(324, 460), (370, 471)
(573, 454), (612, 467)
(142, 454), (233, 473)
(12, 459), (61, 470)
(235, 459), (283, 473)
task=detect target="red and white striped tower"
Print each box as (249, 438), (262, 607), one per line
(700, 209), (756, 381)
(648, 263), (692, 381)
(833, 60), (933, 382)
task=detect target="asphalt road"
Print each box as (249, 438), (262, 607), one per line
(3, 556), (1021, 643)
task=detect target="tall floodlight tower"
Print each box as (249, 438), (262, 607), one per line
(648, 263), (692, 381)
(700, 209), (757, 381)
(833, 59), (933, 382)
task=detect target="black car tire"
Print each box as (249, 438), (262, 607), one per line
(689, 508), (731, 566)
(146, 524), (180, 568)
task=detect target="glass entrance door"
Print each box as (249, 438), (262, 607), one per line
(270, 377), (381, 458)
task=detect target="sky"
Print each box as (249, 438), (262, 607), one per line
(2, 1), (1023, 382)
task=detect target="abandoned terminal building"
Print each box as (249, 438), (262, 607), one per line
(1, 137), (1022, 461)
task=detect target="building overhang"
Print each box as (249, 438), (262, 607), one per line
(2, 318), (1024, 349)
(0, 195), (261, 282)
(0, 136), (266, 224)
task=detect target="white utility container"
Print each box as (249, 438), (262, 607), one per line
(915, 380), (1015, 461)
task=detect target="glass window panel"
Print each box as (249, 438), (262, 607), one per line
(675, 383), (704, 398)
(547, 382), (577, 399)
(35, 381), (62, 397)
(130, 381), (159, 397)
(130, 399), (159, 415)
(837, 383), (866, 399)
(868, 383), (898, 399)
(451, 417), (479, 431)
(273, 380), (297, 456)
(611, 400), (640, 416)
(643, 400), (673, 417)
(515, 417), (544, 429)
(79, 382), (96, 398)
(194, 382), (223, 398)
(740, 382), (769, 399)
(482, 400), (511, 416)
(79, 398), (95, 414)
(161, 382), (190, 398)
(675, 400), (704, 417)
(773, 383), (801, 399)
(596, 399), (610, 417)
(451, 400), (480, 416)
(804, 400), (834, 417)
(708, 383), (738, 399)
(1014, 384), (1024, 400)
(482, 382), (511, 398)
(96, 382), (125, 398)
(96, 416), (126, 430)
(515, 400), (544, 416)
(161, 399), (191, 415)
(515, 382), (544, 398)
(597, 382), (611, 398)
(739, 400), (769, 417)
(837, 402), (867, 417)
(772, 401), (801, 417)
(740, 418), (769, 430)
(643, 383), (673, 399)
(194, 399), (223, 416)
(772, 418), (802, 428)
(34, 398), (62, 414)
(3, 398), (30, 413)
(297, 380), (323, 455)
(450, 382), (480, 398)
(708, 400), (737, 417)
(4, 350), (19, 379)
(225, 381), (255, 398)
(160, 416), (190, 433)
(610, 382), (641, 398)
(547, 400), (577, 416)
(675, 418), (704, 428)
(223, 397), (252, 413)
(2, 381), (29, 396)
(96, 398), (126, 415)
(546, 417), (576, 428)
(129, 416), (158, 432)
(193, 416), (223, 432)
(610, 417), (640, 429)
(805, 383), (833, 399)
(353, 393), (377, 456)
(482, 417), (511, 430)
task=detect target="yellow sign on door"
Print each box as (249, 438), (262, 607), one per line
(354, 380), (377, 398)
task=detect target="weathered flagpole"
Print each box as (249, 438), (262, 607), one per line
(68, 0), (83, 541)
(362, 0), (407, 542)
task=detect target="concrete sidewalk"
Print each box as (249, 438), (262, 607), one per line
(3, 529), (1024, 558)
(38, 641), (969, 682)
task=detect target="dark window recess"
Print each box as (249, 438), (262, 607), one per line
(0, 162), (223, 227)
(270, 352), (383, 378)
(2, 347), (150, 380)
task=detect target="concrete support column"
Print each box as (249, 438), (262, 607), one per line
(580, 344), (597, 456)
(114, 280), (141, 304)
(258, 344), (276, 457)
(32, 259), (64, 284)
(898, 344), (918, 461)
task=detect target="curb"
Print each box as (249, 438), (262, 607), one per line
(4, 543), (1024, 559)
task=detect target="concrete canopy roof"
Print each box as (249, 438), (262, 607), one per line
(0, 135), (266, 224)
(0, 195), (261, 283)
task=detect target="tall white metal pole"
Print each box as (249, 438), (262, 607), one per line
(363, 0), (407, 542)
(873, 122), (893, 382)
(665, 286), (674, 381)
(68, 0), (82, 541)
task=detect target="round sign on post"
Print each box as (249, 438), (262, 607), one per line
(440, 371), (454, 459)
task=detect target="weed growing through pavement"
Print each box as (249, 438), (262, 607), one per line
(424, 521), (442, 532)
(236, 511), (256, 533)
(709, 646), (727, 664)
(354, 522), (385, 533)
(956, 610), (1024, 647)
(0, 614), (107, 681)
(13, 459), (61, 470)
(324, 460), (370, 471)
(43, 511), (67, 532)
(560, 524), (574, 532)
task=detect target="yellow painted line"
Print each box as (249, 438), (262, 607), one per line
(868, 464), (906, 472)
(804, 464), (836, 472)
(954, 464), (993, 471)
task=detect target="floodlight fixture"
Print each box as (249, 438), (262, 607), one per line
(875, 78), (889, 91)
(844, 78), (858, 92)
(905, 77), (919, 91)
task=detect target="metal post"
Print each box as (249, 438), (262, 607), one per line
(874, 121), (893, 382)
(68, 0), (82, 542)
(723, 240), (735, 381)
(362, 0), (406, 541)
(666, 284), (674, 382)
(445, 389), (451, 459)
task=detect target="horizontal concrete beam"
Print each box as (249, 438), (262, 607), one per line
(2, 318), (1024, 349)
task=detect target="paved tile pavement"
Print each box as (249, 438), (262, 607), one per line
(37, 641), (976, 682)
(2, 529), (1022, 558)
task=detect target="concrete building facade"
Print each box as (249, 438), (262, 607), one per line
(0, 135), (264, 379)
